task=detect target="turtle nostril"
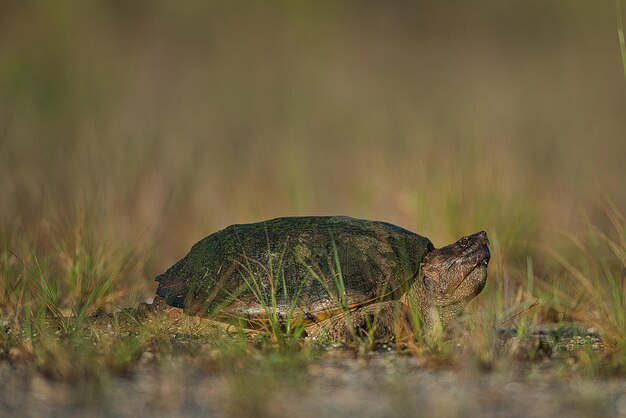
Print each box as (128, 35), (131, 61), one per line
(478, 231), (490, 245)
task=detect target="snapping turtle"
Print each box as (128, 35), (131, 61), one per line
(154, 216), (490, 342)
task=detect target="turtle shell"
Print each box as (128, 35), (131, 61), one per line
(155, 216), (433, 327)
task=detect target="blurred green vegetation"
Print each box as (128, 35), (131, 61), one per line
(0, 0), (624, 369)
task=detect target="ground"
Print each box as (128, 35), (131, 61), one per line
(2, 345), (624, 418)
(0, 310), (617, 418)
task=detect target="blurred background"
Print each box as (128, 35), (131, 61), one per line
(1, 1), (624, 307)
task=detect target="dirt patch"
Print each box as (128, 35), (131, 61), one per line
(2, 349), (625, 418)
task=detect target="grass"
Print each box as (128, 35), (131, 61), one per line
(0, 1), (625, 415)
(533, 203), (626, 374)
(2, 207), (621, 381)
(234, 249), (309, 345)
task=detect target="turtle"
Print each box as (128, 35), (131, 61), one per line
(154, 216), (490, 342)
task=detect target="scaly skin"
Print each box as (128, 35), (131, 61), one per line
(402, 231), (490, 332)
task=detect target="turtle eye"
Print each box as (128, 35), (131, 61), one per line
(459, 237), (470, 248)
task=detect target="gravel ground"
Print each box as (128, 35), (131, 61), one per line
(1, 349), (625, 418)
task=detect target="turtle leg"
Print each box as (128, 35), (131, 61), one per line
(306, 301), (412, 344)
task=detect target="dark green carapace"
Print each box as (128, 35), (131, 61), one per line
(155, 216), (490, 340)
(156, 216), (432, 325)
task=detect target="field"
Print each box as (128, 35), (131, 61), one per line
(1, 1), (625, 417)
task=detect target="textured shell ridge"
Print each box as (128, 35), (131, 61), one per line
(155, 216), (433, 322)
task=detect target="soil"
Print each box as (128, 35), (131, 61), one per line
(1, 346), (624, 418)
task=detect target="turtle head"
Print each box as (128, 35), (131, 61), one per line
(419, 231), (490, 327)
